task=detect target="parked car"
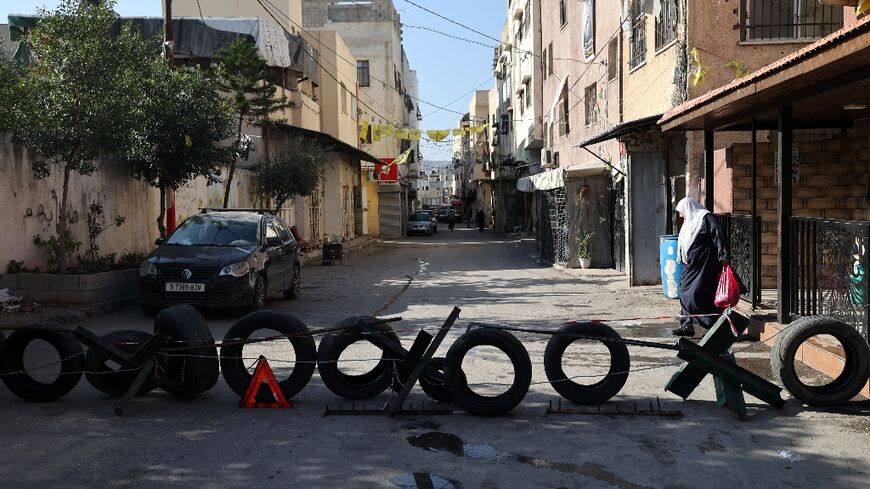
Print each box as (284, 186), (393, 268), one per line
(420, 209), (438, 233)
(407, 211), (435, 236)
(436, 207), (450, 222)
(138, 209), (301, 314)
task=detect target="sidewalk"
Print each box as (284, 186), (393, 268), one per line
(298, 234), (377, 267)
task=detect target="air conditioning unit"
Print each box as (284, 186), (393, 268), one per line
(542, 147), (554, 168)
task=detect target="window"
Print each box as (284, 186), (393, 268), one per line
(500, 114), (511, 135)
(559, 0), (567, 27)
(628, 1), (646, 69)
(357, 60), (370, 87)
(607, 37), (618, 80)
(548, 42), (554, 76)
(655, 0), (678, 50)
(525, 80), (531, 109)
(553, 152), (560, 167)
(584, 83), (598, 127)
(558, 81), (569, 136)
(265, 220), (282, 244)
(341, 82), (348, 113)
(519, 90), (525, 115)
(542, 47), (548, 77)
(740, 0), (843, 42)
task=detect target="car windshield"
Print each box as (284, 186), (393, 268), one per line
(165, 216), (260, 246)
(409, 212), (430, 221)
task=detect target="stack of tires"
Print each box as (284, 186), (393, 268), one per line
(0, 305), (221, 403)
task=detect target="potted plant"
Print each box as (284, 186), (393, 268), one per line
(576, 231), (594, 269)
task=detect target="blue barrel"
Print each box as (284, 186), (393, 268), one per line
(660, 235), (682, 299)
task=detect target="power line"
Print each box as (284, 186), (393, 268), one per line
(258, 0), (471, 117)
(255, 0), (402, 128)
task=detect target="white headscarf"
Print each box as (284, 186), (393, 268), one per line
(677, 197), (710, 264)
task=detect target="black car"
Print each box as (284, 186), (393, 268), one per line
(138, 210), (301, 313)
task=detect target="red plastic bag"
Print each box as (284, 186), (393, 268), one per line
(714, 263), (741, 309)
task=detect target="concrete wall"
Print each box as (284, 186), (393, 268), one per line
(172, 0), (304, 35)
(508, 0), (542, 165)
(305, 30), (359, 146)
(683, 0), (847, 198)
(303, 0), (406, 160)
(321, 153), (359, 240)
(541, 0), (621, 172)
(0, 134), (258, 271)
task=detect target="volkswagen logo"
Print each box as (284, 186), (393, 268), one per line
(181, 269), (193, 280)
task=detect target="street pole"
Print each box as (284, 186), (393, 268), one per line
(164, 0), (177, 234)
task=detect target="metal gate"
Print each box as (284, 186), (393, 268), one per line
(611, 180), (626, 272)
(537, 187), (568, 265)
(378, 186), (404, 238)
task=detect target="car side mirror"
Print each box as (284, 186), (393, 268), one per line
(155, 237), (166, 246)
(265, 237), (282, 248)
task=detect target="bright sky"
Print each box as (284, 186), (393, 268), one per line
(1, 0), (504, 165)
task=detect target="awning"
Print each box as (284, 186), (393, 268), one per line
(517, 167), (565, 193)
(575, 114), (662, 147)
(659, 15), (870, 132)
(275, 123), (380, 163)
(7, 15), (321, 84)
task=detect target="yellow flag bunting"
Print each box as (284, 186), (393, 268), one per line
(360, 122), (488, 143)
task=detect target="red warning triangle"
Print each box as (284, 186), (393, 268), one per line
(240, 356), (292, 408)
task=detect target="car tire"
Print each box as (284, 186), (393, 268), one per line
(153, 305), (219, 398)
(317, 317), (402, 400)
(1, 326), (84, 402)
(85, 330), (158, 397)
(251, 274), (267, 311)
(543, 322), (630, 405)
(220, 310), (317, 400)
(443, 328), (532, 416)
(419, 356), (467, 403)
(771, 316), (870, 407)
(283, 263), (301, 300)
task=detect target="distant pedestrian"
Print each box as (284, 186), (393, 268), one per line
(476, 209), (485, 233)
(672, 197), (730, 337)
(447, 210), (456, 231)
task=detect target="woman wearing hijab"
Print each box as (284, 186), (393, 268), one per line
(672, 197), (730, 337)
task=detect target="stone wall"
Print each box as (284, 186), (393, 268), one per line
(729, 123), (870, 287)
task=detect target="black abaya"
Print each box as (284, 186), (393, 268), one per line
(679, 214), (730, 328)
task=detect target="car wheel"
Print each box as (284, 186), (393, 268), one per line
(283, 263), (301, 300)
(251, 274), (267, 311)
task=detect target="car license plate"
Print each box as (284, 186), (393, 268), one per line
(165, 282), (205, 293)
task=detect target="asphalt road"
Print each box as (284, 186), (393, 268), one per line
(0, 227), (868, 489)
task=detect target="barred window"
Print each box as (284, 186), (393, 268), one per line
(740, 0), (842, 42)
(655, 0), (678, 50)
(357, 60), (370, 87)
(629, 1), (646, 69)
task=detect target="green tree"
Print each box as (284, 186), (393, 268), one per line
(0, 61), (21, 130)
(255, 136), (326, 212)
(11, 0), (157, 272)
(121, 60), (235, 237)
(214, 37), (292, 208)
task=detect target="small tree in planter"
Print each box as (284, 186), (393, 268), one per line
(11, 0), (157, 272)
(121, 61), (235, 237)
(576, 230), (594, 269)
(255, 136), (326, 213)
(214, 37), (292, 208)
